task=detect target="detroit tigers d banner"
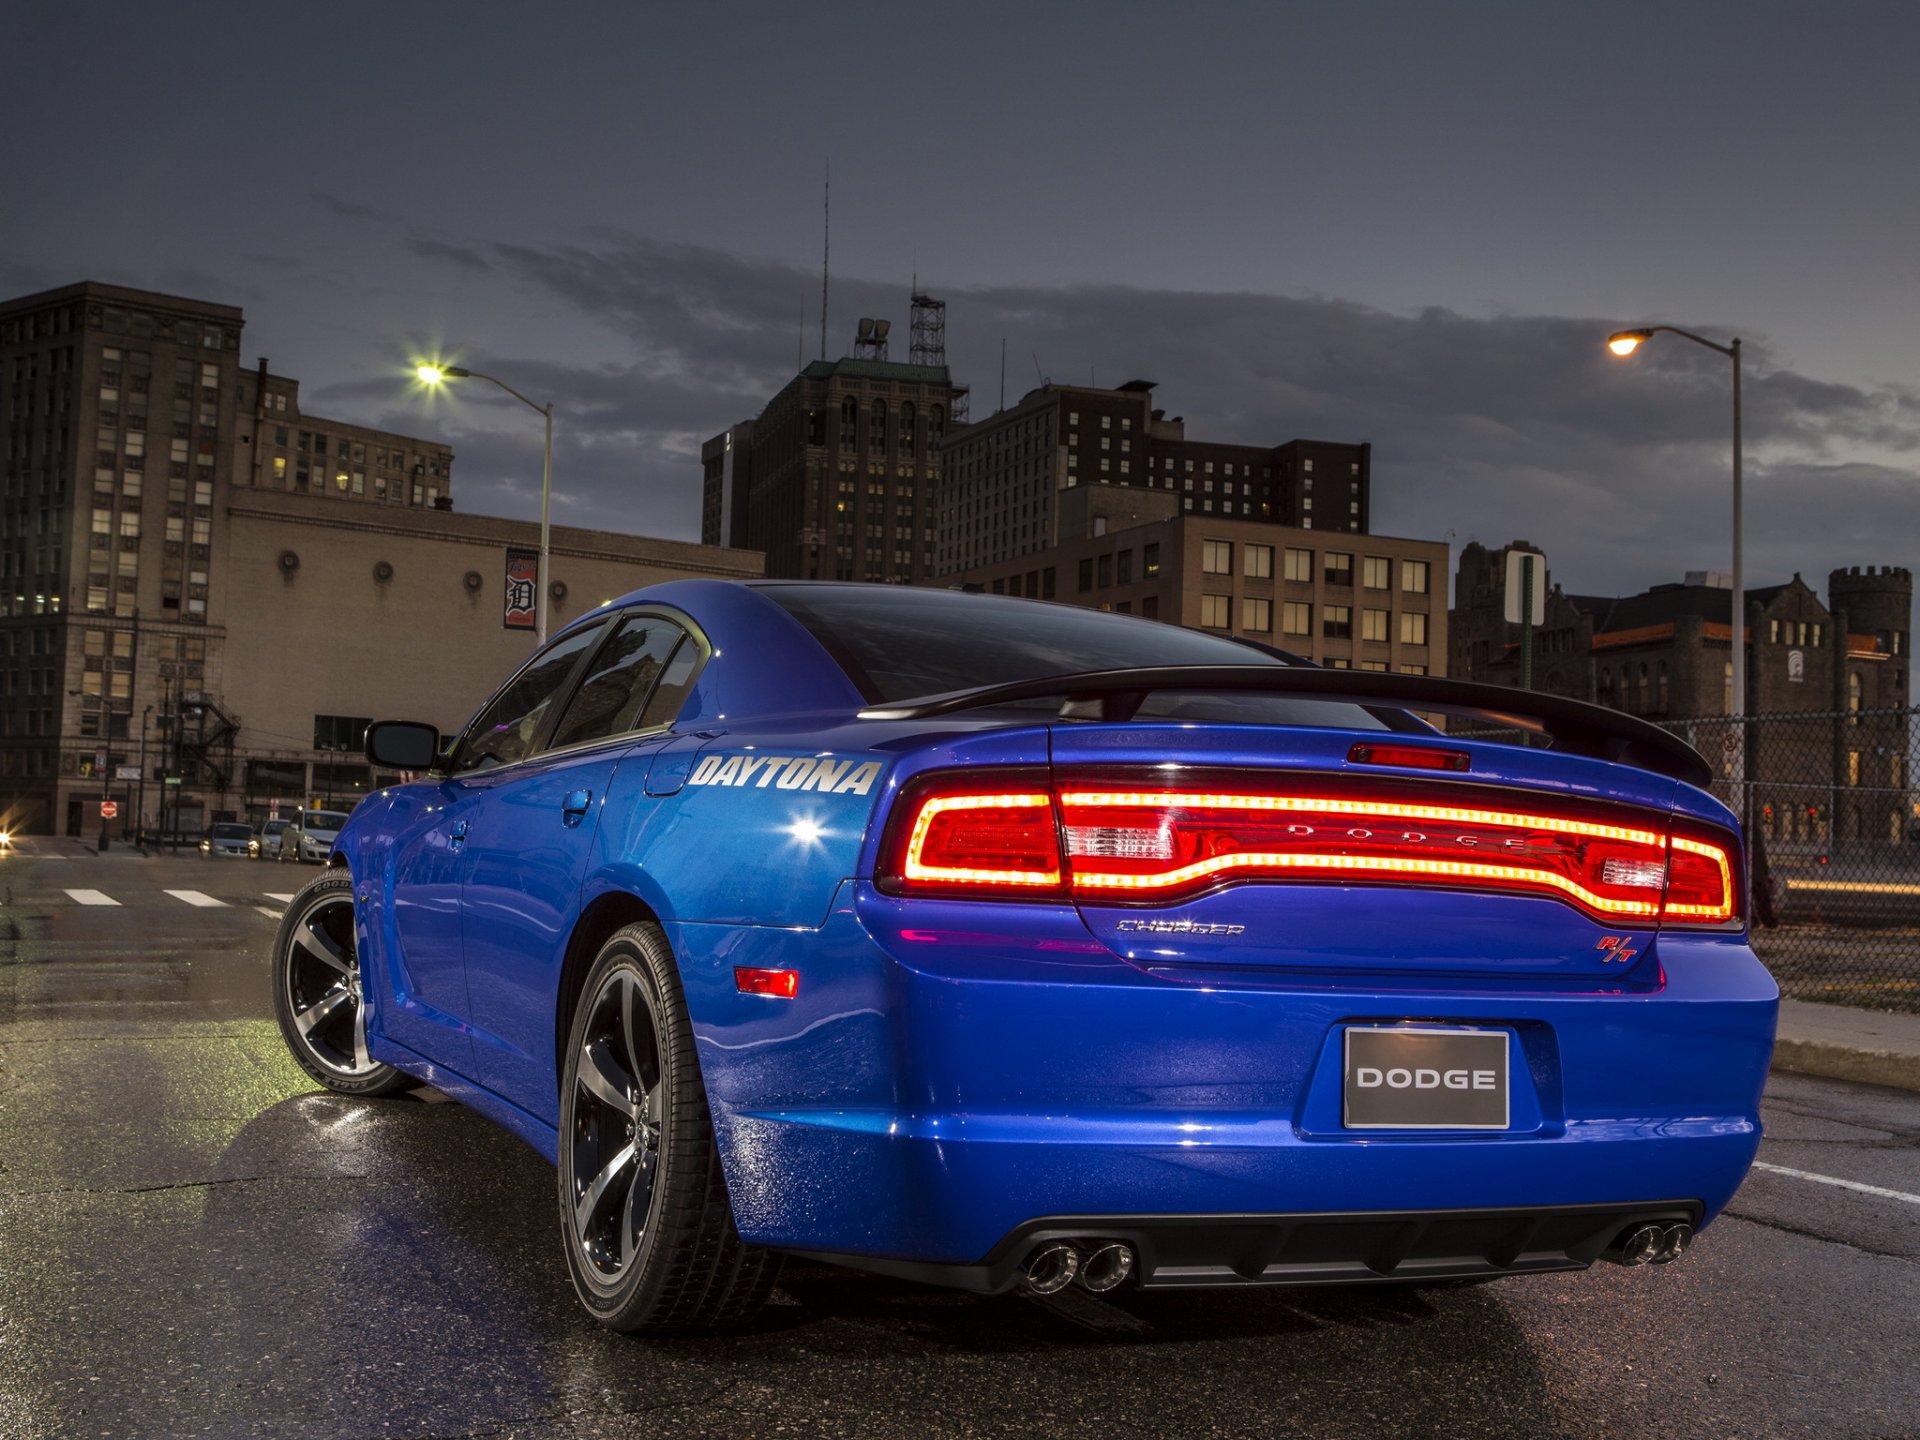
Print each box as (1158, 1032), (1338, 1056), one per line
(503, 548), (538, 631)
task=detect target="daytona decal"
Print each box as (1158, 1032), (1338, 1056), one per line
(686, 754), (883, 795)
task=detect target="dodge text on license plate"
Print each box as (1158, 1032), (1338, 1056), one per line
(1342, 1026), (1510, 1130)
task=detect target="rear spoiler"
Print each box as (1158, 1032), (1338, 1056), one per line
(856, 665), (1713, 788)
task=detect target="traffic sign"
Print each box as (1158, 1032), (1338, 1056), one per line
(1502, 550), (1548, 624)
(100, 800), (118, 819)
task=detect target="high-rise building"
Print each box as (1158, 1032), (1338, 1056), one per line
(703, 332), (964, 582)
(0, 281), (761, 838)
(935, 380), (1370, 575)
(699, 420), (753, 549)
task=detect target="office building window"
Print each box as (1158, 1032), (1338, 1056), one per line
(1284, 547), (1313, 583)
(1323, 605), (1353, 639)
(1400, 612), (1429, 645)
(1245, 543), (1273, 579)
(1201, 540), (1233, 574)
(1324, 552), (1353, 587)
(1362, 556), (1391, 589)
(1361, 608), (1389, 642)
(1201, 593), (1231, 629)
(1282, 602), (1312, 636)
(1402, 560), (1431, 594)
(1243, 597), (1272, 633)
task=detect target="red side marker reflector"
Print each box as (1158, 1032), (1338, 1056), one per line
(734, 967), (799, 999)
(1347, 743), (1471, 772)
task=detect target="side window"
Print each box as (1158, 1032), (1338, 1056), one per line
(452, 623), (606, 774)
(547, 615), (694, 750)
(637, 635), (700, 730)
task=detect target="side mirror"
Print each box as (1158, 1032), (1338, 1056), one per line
(365, 720), (442, 770)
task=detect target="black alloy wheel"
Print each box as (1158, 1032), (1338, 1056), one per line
(556, 923), (781, 1332)
(271, 871), (407, 1096)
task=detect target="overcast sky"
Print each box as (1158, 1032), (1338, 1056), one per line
(7, 2), (1917, 600)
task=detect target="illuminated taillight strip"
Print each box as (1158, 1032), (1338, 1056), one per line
(1070, 850), (1664, 918)
(902, 792), (1061, 888)
(1664, 836), (1737, 923)
(1056, 791), (1664, 847)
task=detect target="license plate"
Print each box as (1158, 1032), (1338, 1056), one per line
(1342, 1026), (1510, 1130)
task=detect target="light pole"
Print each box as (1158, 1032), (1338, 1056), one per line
(416, 363), (555, 644)
(136, 704), (152, 845)
(1607, 325), (1745, 812)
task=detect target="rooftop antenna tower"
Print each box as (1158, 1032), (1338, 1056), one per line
(819, 159), (829, 361)
(909, 288), (947, 367)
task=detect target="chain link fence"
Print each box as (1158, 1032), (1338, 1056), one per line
(1665, 706), (1919, 1013)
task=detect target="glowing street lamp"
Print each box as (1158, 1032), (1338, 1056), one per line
(415, 361), (556, 643)
(1606, 324), (1745, 807)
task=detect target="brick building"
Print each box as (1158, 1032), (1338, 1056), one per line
(940, 484), (1445, 671)
(1449, 540), (1912, 843)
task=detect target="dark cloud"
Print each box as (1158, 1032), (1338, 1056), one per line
(311, 191), (388, 223)
(404, 238), (493, 273)
(379, 235), (1920, 599)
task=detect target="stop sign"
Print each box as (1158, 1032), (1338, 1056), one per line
(100, 800), (119, 819)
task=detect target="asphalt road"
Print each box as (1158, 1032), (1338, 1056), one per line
(2, 842), (1917, 1440)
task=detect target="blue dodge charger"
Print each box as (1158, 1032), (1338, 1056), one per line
(272, 580), (1777, 1332)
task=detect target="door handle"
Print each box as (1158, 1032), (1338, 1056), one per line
(449, 819), (469, 850)
(561, 789), (593, 827)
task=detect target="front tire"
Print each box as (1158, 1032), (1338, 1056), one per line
(271, 871), (408, 1096)
(557, 923), (781, 1333)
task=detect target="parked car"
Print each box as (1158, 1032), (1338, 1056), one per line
(255, 816), (291, 860)
(279, 808), (350, 864)
(271, 580), (1777, 1334)
(201, 822), (257, 858)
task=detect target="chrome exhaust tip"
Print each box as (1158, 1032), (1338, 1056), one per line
(1605, 1223), (1668, 1266)
(1079, 1242), (1135, 1293)
(1022, 1242), (1081, 1296)
(1651, 1223), (1693, 1264)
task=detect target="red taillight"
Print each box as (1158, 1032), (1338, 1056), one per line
(878, 769), (1741, 927)
(1663, 832), (1739, 925)
(1346, 742), (1472, 772)
(734, 967), (800, 999)
(878, 770), (1066, 899)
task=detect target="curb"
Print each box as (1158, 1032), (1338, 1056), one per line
(1771, 1039), (1920, 1095)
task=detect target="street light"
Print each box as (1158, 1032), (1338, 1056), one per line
(1606, 323), (1745, 810)
(415, 362), (556, 643)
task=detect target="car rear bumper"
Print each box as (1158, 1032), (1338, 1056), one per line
(671, 883), (1778, 1276)
(788, 1199), (1702, 1293)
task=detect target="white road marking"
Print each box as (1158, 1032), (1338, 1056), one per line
(64, 889), (120, 907)
(164, 889), (227, 909)
(255, 906), (284, 921)
(263, 893), (295, 903)
(1753, 1160), (1920, 1206)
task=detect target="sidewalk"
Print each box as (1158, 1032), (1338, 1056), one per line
(1773, 999), (1920, 1094)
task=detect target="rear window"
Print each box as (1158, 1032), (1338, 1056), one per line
(763, 585), (1387, 730)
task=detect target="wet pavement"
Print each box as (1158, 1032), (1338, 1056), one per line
(2, 841), (1917, 1440)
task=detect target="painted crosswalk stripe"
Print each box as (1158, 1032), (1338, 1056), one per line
(263, 893), (295, 903)
(255, 906), (284, 922)
(64, 888), (121, 907)
(164, 889), (227, 909)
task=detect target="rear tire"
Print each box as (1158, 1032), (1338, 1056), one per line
(556, 922), (781, 1333)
